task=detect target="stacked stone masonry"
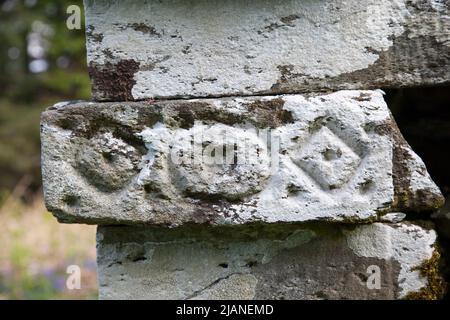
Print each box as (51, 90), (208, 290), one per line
(97, 223), (440, 300)
(41, 91), (444, 226)
(39, 0), (450, 299)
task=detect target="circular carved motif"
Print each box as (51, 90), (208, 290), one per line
(75, 132), (141, 191)
(170, 124), (271, 200)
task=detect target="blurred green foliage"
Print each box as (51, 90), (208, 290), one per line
(0, 0), (90, 193)
(0, 1), (96, 300)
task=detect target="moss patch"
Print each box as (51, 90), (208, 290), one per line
(404, 246), (447, 300)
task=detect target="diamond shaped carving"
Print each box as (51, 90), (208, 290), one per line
(292, 127), (361, 190)
(40, 91), (443, 225)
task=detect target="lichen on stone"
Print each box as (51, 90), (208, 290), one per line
(404, 246), (447, 300)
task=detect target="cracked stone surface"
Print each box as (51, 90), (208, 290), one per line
(84, 0), (450, 100)
(41, 90), (444, 226)
(96, 222), (439, 300)
(433, 199), (450, 239)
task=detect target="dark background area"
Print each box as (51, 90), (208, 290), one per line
(386, 86), (450, 199)
(386, 86), (450, 300)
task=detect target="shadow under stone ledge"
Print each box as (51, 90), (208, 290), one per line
(385, 85), (450, 299)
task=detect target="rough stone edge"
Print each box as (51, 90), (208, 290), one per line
(375, 111), (445, 213)
(95, 220), (447, 299)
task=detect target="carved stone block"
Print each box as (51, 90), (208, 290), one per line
(84, 0), (450, 100)
(97, 222), (443, 299)
(41, 90), (443, 225)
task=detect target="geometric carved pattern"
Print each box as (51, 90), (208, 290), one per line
(40, 91), (444, 225)
(292, 126), (361, 190)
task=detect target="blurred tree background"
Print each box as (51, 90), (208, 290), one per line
(0, 0), (96, 300)
(0, 0), (90, 198)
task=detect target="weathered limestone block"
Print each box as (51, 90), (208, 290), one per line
(84, 0), (450, 100)
(97, 222), (445, 300)
(41, 90), (443, 225)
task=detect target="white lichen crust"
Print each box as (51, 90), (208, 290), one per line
(84, 0), (450, 100)
(40, 90), (443, 226)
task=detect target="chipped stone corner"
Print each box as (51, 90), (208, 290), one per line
(84, 0), (450, 101)
(40, 91), (444, 226)
(375, 111), (446, 212)
(41, 0), (450, 301)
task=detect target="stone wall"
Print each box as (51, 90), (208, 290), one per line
(40, 0), (450, 299)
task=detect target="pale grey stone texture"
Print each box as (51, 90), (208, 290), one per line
(96, 222), (438, 300)
(40, 90), (444, 226)
(84, 0), (450, 100)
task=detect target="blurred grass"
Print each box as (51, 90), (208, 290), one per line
(0, 0), (91, 193)
(0, 185), (97, 300)
(0, 100), (45, 193)
(0, 0), (96, 300)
